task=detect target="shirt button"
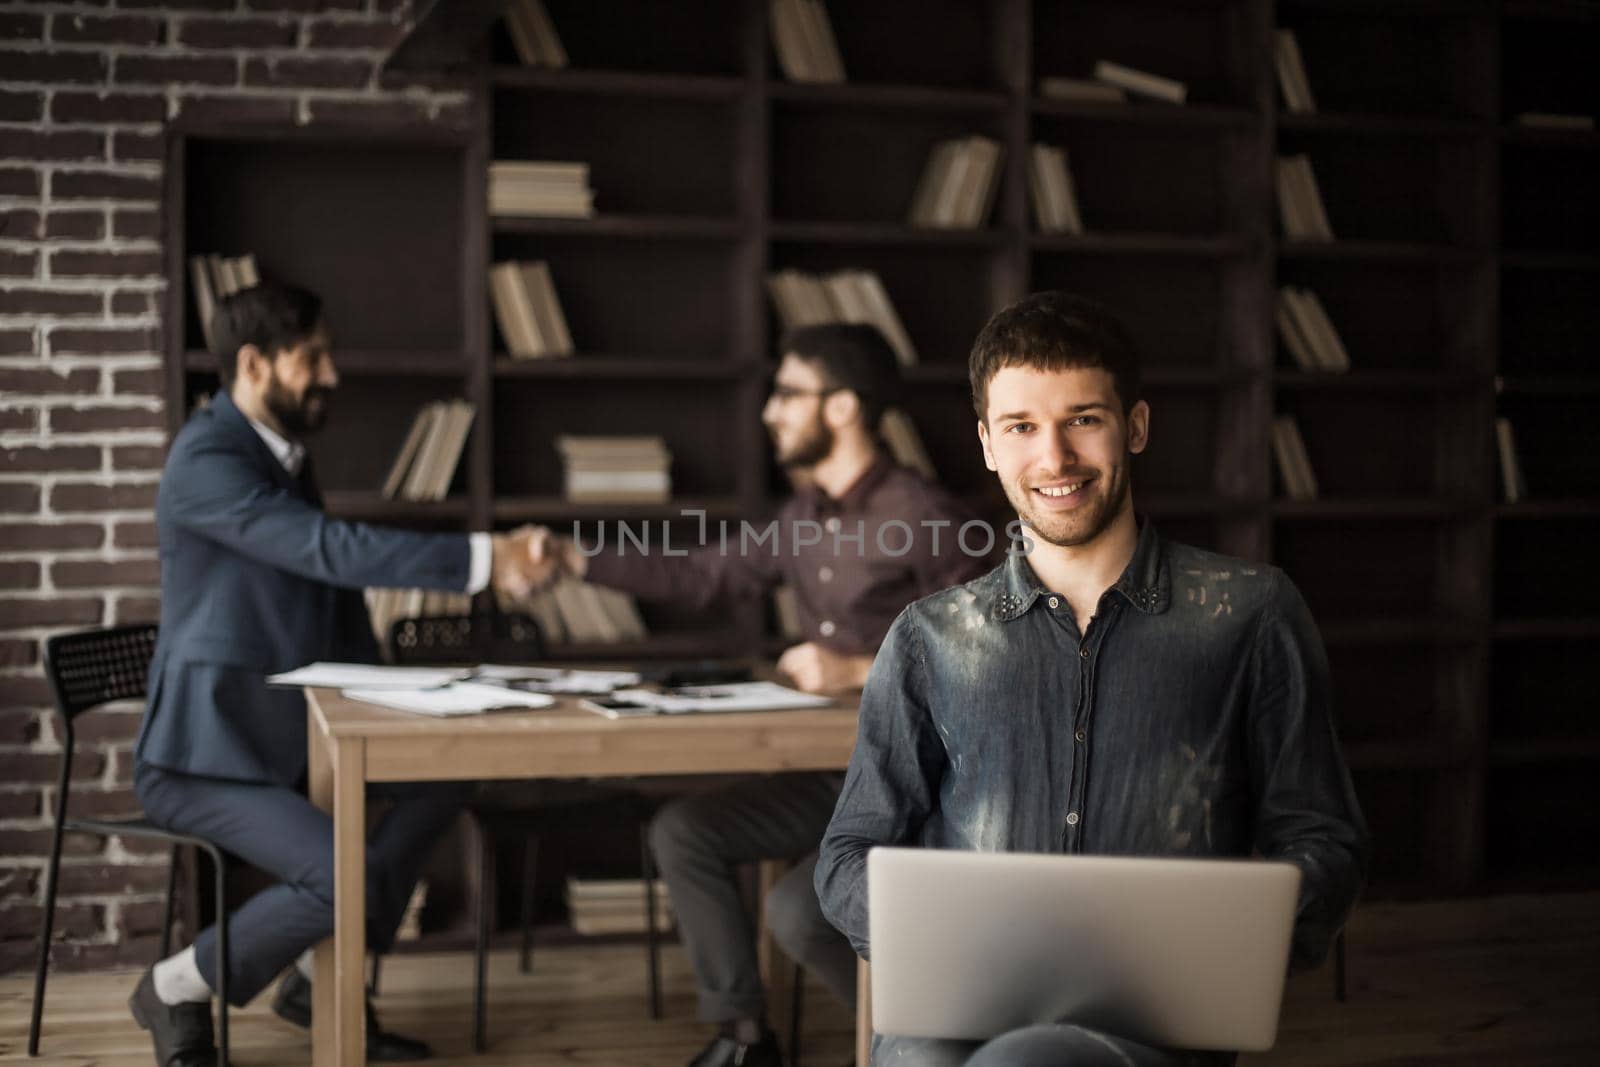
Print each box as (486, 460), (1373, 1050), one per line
(1075, 729), (1086, 743)
(824, 517), (841, 534)
(1065, 812), (1080, 826)
(1079, 645), (1090, 659)
(818, 566), (834, 583)
(819, 620), (836, 637)
(1047, 596), (1059, 609)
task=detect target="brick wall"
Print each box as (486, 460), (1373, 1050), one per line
(0, 0), (470, 974)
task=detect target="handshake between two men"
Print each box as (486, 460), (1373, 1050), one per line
(484, 525), (874, 695)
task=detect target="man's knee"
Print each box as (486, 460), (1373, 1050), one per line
(647, 794), (711, 868)
(762, 866), (829, 957)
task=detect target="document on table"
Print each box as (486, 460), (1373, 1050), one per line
(341, 681), (556, 717)
(268, 662), (469, 689)
(608, 681), (832, 715)
(470, 664), (642, 694)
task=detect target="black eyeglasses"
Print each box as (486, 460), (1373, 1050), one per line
(768, 383), (842, 402)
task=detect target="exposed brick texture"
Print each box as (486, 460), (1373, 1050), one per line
(0, 0), (459, 975)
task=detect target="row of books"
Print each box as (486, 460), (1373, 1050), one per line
(489, 260), (575, 359)
(382, 400), (475, 502)
(516, 578), (649, 647)
(489, 160), (594, 219)
(1511, 112), (1596, 131)
(770, 0), (845, 85)
(1274, 287), (1350, 373)
(188, 252), (259, 353)
(557, 434), (671, 504)
(1039, 61), (1187, 106)
(565, 877), (674, 936)
(766, 268), (917, 367)
(1271, 414), (1319, 501)
(1274, 30), (1316, 114)
(1027, 143), (1084, 235)
(367, 588), (473, 653)
(908, 136), (1004, 230)
(1275, 154), (1334, 241)
(504, 0), (567, 69)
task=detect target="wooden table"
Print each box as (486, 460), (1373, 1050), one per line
(304, 685), (861, 1067)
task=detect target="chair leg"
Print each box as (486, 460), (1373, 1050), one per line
(789, 961), (805, 1067)
(474, 823), (494, 1054)
(1335, 929), (1347, 1003)
(209, 846), (229, 1067)
(160, 843), (180, 960)
(518, 836), (539, 976)
(641, 827), (662, 1020)
(26, 809), (70, 1056)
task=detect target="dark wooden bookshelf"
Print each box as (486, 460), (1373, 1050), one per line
(155, 1), (1599, 896)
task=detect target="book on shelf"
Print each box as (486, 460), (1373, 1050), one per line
(540, 577), (649, 645)
(188, 252), (259, 353)
(1270, 414), (1319, 500)
(766, 268), (918, 367)
(1027, 143), (1085, 236)
(879, 407), (937, 481)
(1275, 287), (1350, 373)
(382, 399), (475, 502)
(366, 588), (472, 654)
(504, 0), (567, 69)
(1275, 154), (1335, 241)
(556, 434), (673, 504)
(770, 0), (846, 84)
(489, 260), (575, 358)
(1511, 112), (1595, 131)
(907, 136), (1004, 230)
(1273, 29), (1317, 114)
(772, 585), (803, 642)
(1495, 416), (1528, 504)
(489, 160), (595, 219)
(565, 877), (674, 936)
(1037, 76), (1127, 104)
(1092, 60), (1186, 104)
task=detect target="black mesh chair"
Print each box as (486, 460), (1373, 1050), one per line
(27, 625), (232, 1065)
(387, 613), (664, 1053)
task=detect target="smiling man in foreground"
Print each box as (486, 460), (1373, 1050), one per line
(816, 291), (1370, 1066)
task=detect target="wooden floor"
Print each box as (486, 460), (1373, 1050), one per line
(3, 892), (1597, 1066)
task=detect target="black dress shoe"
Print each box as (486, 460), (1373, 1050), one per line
(271, 968), (433, 1062)
(687, 1030), (784, 1067)
(128, 967), (218, 1067)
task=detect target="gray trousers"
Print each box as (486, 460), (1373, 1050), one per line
(874, 1026), (1238, 1066)
(135, 762), (466, 1007)
(648, 771), (856, 1022)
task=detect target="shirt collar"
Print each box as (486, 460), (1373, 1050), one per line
(992, 516), (1171, 622)
(246, 415), (305, 477)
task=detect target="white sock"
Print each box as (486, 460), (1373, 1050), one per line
(152, 945), (211, 1005)
(297, 949), (315, 980)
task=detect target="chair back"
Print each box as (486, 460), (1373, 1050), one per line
(43, 625), (158, 725)
(390, 613), (546, 666)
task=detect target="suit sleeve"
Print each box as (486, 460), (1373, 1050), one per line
(1247, 572), (1372, 973)
(163, 435), (470, 592)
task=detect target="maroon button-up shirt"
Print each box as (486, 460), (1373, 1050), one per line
(585, 456), (990, 655)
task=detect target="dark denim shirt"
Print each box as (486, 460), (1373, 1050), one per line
(816, 520), (1371, 975)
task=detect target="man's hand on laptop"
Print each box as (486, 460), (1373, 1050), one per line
(777, 641), (872, 694)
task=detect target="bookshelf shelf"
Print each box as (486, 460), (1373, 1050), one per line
(1499, 126), (1600, 150)
(768, 221), (1009, 247)
(1028, 233), (1251, 258)
(491, 214), (743, 240)
(490, 66), (749, 100)
(492, 496), (748, 524)
(769, 81), (1008, 114)
(1278, 240), (1485, 265)
(492, 356), (753, 381)
(322, 492), (472, 523)
(185, 349), (468, 377)
(1277, 112), (1487, 139)
(1273, 370), (1486, 392)
(1030, 99), (1256, 129)
(1501, 251), (1600, 270)
(1496, 374), (1600, 396)
(1494, 499), (1600, 520)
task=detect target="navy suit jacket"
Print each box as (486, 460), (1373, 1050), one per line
(135, 390), (472, 786)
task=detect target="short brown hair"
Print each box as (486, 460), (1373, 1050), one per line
(968, 292), (1142, 419)
(779, 322), (903, 428)
(210, 280), (323, 389)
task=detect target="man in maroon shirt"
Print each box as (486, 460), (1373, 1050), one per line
(538, 324), (988, 1066)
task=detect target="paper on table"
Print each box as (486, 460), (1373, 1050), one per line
(470, 664), (642, 693)
(268, 662), (468, 689)
(341, 681), (556, 717)
(610, 681), (832, 715)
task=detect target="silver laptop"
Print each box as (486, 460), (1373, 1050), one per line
(867, 848), (1302, 1052)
